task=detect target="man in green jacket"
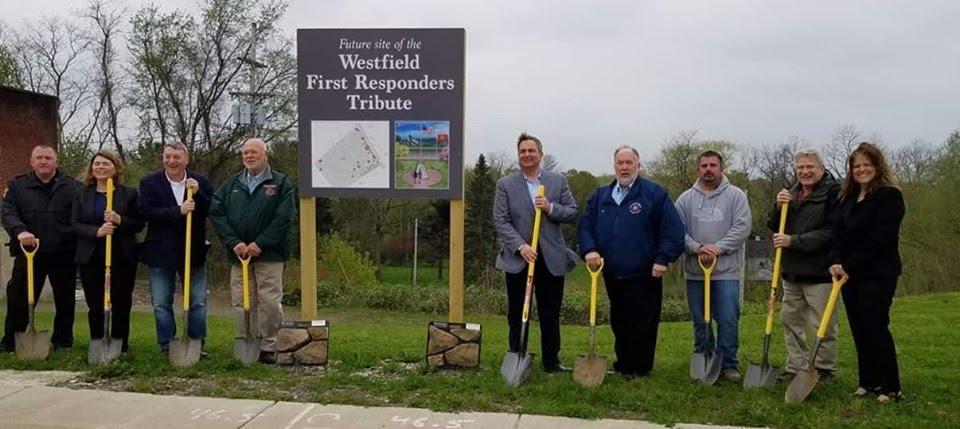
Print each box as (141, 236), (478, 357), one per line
(767, 148), (840, 380)
(210, 138), (296, 363)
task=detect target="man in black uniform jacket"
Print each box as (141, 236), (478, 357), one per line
(1, 144), (81, 351)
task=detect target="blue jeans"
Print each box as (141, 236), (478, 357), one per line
(686, 279), (740, 370)
(149, 266), (208, 351)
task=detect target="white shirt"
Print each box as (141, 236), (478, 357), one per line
(166, 171), (187, 205)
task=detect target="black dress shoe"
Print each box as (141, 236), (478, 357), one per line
(543, 364), (572, 373)
(259, 351), (277, 364)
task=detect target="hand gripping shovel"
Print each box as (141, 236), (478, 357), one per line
(233, 255), (260, 365)
(169, 187), (202, 367)
(500, 185), (545, 387)
(574, 258), (607, 387)
(689, 256), (722, 386)
(745, 202), (788, 389)
(89, 178), (123, 365)
(15, 239), (51, 360)
(785, 274), (848, 403)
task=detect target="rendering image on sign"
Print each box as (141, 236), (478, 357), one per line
(297, 28), (464, 198)
(311, 120), (390, 188)
(394, 120), (449, 190)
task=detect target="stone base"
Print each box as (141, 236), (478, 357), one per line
(275, 320), (329, 366)
(425, 321), (482, 369)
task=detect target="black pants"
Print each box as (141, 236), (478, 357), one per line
(505, 256), (565, 368)
(79, 253), (137, 352)
(842, 277), (901, 394)
(2, 251), (76, 349)
(605, 274), (663, 376)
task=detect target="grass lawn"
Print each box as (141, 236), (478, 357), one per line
(1, 292), (957, 428)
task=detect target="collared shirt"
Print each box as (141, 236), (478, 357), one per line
(243, 166), (271, 194)
(524, 170), (553, 214)
(524, 171), (542, 202)
(166, 171), (187, 205)
(611, 180), (635, 206)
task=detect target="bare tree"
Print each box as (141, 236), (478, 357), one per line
(893, 138), (939, 184)
(541, 153), (561, 172)
(81, 0), (127, 158)
(13, 16), (94, 143)
(646, 130), (700, 196)
(127, 0), (293, 179)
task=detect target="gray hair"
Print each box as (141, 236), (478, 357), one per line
(163, 141), (189, 156)
(794, 147), (824, 168)
(613, 145), (641, 163)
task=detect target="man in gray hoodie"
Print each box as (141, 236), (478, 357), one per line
(675, 150), (751, 381)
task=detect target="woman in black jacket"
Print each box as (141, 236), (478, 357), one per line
(828, 142), (904, 403)
(72, 150), (144, 353)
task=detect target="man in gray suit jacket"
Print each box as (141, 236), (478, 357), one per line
(493, 133), (579, 372)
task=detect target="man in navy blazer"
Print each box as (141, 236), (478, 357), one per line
(578, 145), (685, 377)
(493, 133), (579, 372)
(138, 141), (214, 355)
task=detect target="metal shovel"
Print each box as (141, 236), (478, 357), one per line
(574, 258), (607, 387)
(89, 178), (122, 365)
(500, 185), (545, 387)
(169, 187), (202, 367)
(15, 239), (51, 360)
(233, 255), (260, 365)
(689, 256), (721, 386)
(745, 202), (788, 389)
(786, 274), (848, 403)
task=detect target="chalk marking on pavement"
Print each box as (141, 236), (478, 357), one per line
(282, 403), (316, 429)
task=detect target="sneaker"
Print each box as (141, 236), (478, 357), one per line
(853, 386), (880, 397)
(722, 369), (742, 382)
(877, 391), (904, 403)
(778, 371), (797, 382)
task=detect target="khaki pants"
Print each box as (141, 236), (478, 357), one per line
(230, 261), (284, 352)
(781, 279), (840, 374)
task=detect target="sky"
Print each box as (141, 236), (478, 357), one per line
(2, 0), (959, 174)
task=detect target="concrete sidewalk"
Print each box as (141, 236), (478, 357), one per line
(0, 370), (757, 429)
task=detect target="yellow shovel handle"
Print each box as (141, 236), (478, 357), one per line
(239, 255), (252, 311)
(698, 256), (717, 322)
(182, 187), (194, 312)
(817, 274), (848, 338)
(105, 178), (114, 268)
(20, 239), (39, 305)
(104, 178), (114, 310)
(586, 258), (604, 326)
(521, 185), (546, 321)
(764, 202), (789, 334)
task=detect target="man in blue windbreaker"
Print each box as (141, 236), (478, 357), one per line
(577, 145), (685, 378)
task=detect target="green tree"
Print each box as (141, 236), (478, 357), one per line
(561, 169), (599, 250)
(422, 199), (450, 280)
(464, 154), (497, 282)
(0, 43), (22, 88)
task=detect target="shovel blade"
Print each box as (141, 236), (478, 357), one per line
(233, 337), (261, 365)
(785, 368), (820, 403)
(573, 353), (607, 387)
(690, 349), (722, 385)
(87, 337), (122, 365)
(744, 363), (780, 389)
(14, 328), (51, 360)
(500, 351), (535, 387)
(169, 337), (202, 368)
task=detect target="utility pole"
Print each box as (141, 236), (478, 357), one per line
(412, 218), (419, 287)
(231, 23), (268, 136)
